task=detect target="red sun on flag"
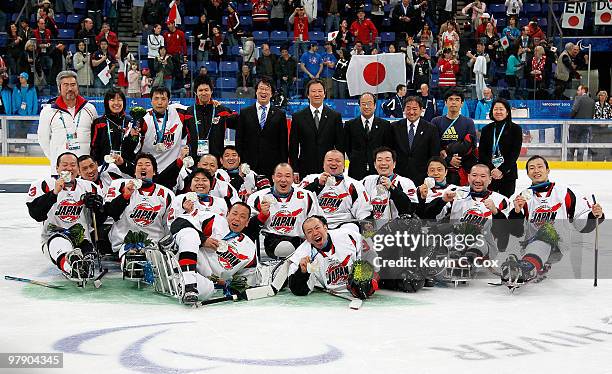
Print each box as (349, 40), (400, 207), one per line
(601, 12), (611, 23)
(568, 15), (580, 26)
(363, 62), (386, 86)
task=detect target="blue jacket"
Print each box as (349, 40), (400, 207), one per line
(475, 98), (493, 120)
(381, 95), (405, 118)
(0, 87), (12, 115)
(12, 86), (39, 115)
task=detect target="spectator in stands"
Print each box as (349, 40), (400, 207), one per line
(173, 63), (190, 98)
(257, 43), (277, 82)
(439, 21), (459, 54)
(419, 83), (436, 122)
(205, 0), (224, 25)
(416, 23), (434, 49)
(18, 19), (34, 44)
(475, 86), (493, 120)
(505, 0), (522, 17)
(461, 0), (485, 30)
(197, 66), (209, 79)
(13, 75), (36, 111)
(351, 41), (365, 55)
(482, 22), (500, 66)
(342, 0), (366, 23)
(236, 64), (256, 98)
(270, 0), (286, 31)
(37, 0), (55, 21)
(96, 23), (119, 57)
(153, 46), (174, 91)
(276, 46), (298, 99)
(72, 40), (93, 94)
(467, 41), (491, 88)
(102, 0), (120, 32)
(142, 0), (165, 32)
(164, 21), (187, 71)
(289, 6), (312, 56)
(412, 44), (432, 91)
(252, 0), (272, 31)
(132, 0), (145, 36)
(320, 42), (337, 99)
(437, 0), (457, 27)
(505, 47), (523, 96)
(77, 18), (97, 53)
(392, 0), (417, 39)
(300, 42), (323, 90)
(478, 98), (522, 197)
(22, 40), (41, 86)
(0, 74), (12, 115)
(529, 45), (547, 92)
(140, 67), (152, 97)
(239, 35), (257, 70)
(147, 24), (165, 78)
(568, 85), (595, 161)
(127, 62), (141, 98)
(526, 19), (546, 46)
(331, 48), (349, 100)
(91, 39), (117, 92)
(49, 42), (70, 95)
(33, 17), (53, 79)
(226, 2), (242, 47)
(6, 23), (24, 79)
(195, 14), (212, 63)
(117, 43), (136, 94)
(502, 16), (520, 45)
(594, 91), (611, 120)
(333, 19), (352, 50)
(437, 48), (459, 96)
(210, 25), (225, 63)
(55, 0), (74, 15)
(324, 0), (340, 34)
(592, 91), (612, 161)
(554, 43), (580, 100)
(474, 12), (490, 39)
(382, 84), (407, 119)
(351, 8), (378, 51)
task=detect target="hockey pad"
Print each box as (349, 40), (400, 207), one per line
(270, 260), (290, 292)
(145, 248), (184, 299)
(64, 248), (95, 283)
(245, 285), (277, 300)
(273, 241), (296, 258)
(158, 234), (177, 253)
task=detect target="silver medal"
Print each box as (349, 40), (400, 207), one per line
(455, 189), (469, 199)
(325, 176), (336, 187)
(240, 163), (251, 175)
(183, 156), (195, 169)
(186, 192), (198, 202)
(376, 184), (387, 195)
(306, 260), (320, 274)
(263, 195), (275, 205)
(520, 189), (533, 200)
(155, 143), (165, 152)
(60, 171), (72, 183)
(133, 179), (143, 189)
(216, 241), (228, 253)
(104, 154), (116, 164)
(424, 177), (435, 189)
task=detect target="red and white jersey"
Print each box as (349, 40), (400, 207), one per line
(510, 183), (596, 251)
(27, 177), (102, 243)
(169, 193), (228, 229)
(300, 174), (372, 227)
(135, 103), (190, 171)
(362, 174), (418, 220)
(105, 179), (175, 253)
(424, 184), (457, 203)
(210, 178), (240, 205)
(288, 228), (362, 292)
(197, 215), (256, 278)
(436, 186), (509, 224)
(217, 168), (259, 201)
(85, 163), (130, 195)
(247, 187), (323, 238)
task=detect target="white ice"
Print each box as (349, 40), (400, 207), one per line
(1, 166), (611, 374)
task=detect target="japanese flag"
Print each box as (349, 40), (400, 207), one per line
(327, 31), (338, 42)
(562, 2), (586, 29)
(595, 0), (612, 25)
(500, 36), (510, 50)
(346, 53), (406, 96)
(167, 0), (182, 25)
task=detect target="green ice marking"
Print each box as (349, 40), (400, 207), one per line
(247, 291), (430, 308)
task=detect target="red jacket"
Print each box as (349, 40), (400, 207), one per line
(437, 58), (459, 86)
(96, 31), (119, 57)
(293, 15), (309, 41)
(350, 18), (378, 45)
(164, 29), (187, 56)
(33, 28), (52, 51)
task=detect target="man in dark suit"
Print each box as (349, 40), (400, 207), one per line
(235, 78), (288, 179)
(387, 96), (441, 185)
(289, 79), (344, 179)
(345, 92), (391, 181)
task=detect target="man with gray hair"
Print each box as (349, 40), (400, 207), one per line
(38, 71), (98, 168)
(554, 42), (580, 99)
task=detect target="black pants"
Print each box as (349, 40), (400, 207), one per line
(263, 233), (303, 259)
(490, 177), (516, 198)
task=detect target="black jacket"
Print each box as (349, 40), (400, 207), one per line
(184, 103), (238, 160)
(90, 113), (134, 175)
(344, 116), (390, 181)
(289, 105), (344, 177)
(236, 103), (288, 179)
(478, 120), (523, 180)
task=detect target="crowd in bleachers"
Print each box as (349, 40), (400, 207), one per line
(0, 0), (608, 114)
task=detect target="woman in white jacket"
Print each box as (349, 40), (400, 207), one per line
(147, 24), (165, 78)
(37, 71), (98, 168)
(73, 41), (93, 95)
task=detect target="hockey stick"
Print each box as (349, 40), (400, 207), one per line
(314, 286), (363, 310)
(194, 294), (238, 307)
(4, 275), (65, 289)
(94, 268), (109, 289)
(593, 194), (599, 287)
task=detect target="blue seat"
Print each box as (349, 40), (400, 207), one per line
(238, 2), (252, 15)
(139, 45), (148, 56)
(381, 32), (395, 43)
(524, 3), (541, 15)
(74, 0), (86, 9)
(198, 61), (218, 73)
(488, 4), (505, 15)
(270, 45), (281, 55)
(216, 77), (237, 91)
(140, 60), (148, 69)
(270, 31), (287, 44)
(185, 30), (193, 39)
(184, 16), (199, 25)
(58, 29), (75, 40)
(519, 17), (529, 27)
(219, 61), (239, 74)
(230, 45), (241, 57)
(496, 18), (506, 28)
(538, 18), (548, 28)
(54, 14), (66, 26)
(309, 31), (324, 43)
(253, 31), (269, 43)
(66, 14), (81, 25)
(222, 16), (228, 26)
(382, 18), (391, 27)
(240, 16), (252, 27)
(68, 44), (76, 55)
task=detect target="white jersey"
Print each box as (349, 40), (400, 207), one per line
(169, 193), (228, 229)
(175, 167), (240, 205)
(135, 104), (189, 172)
(424, 184), (457, 203)
(509, 182), (597, 252)
(247, 187), (323, 238)
(436, 187), (509, 222)
(37, 97), (98, 168)
(217, 168), (259, 201)
(105, 179), (175, 254)
(86, 163), (131, 195)
(26, 177), (102, 243)
(197, 215), (257, 278)
(300, 174), (372, 227)
(362, 174), (418, 220)
(288, 228), (362, 292)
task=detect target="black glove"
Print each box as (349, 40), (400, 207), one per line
(83, 192), (104, 212)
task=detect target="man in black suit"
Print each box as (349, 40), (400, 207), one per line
(344, 92), (390, 181)
(235, 78), (288, 179)
(289, 79), (344, 179)
(387, 96), (441, 186)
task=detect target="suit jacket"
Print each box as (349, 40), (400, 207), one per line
(344, 116), (390, 181)
(571, 94), (595, 119)
(235, 104), (288, 179)
(289, 105), (344, 177)
(386, 118), (441, 185)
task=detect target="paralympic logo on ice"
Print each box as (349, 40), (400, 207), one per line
(52, 321), (343, 373)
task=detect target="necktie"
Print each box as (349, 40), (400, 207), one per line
(364, 119), (370, 134)
(259, 105), (267, 129)
(408, 123), (415, 148)
(314, 109), (320, 130)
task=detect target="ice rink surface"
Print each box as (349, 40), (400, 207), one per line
(1, 165), (612, 374)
